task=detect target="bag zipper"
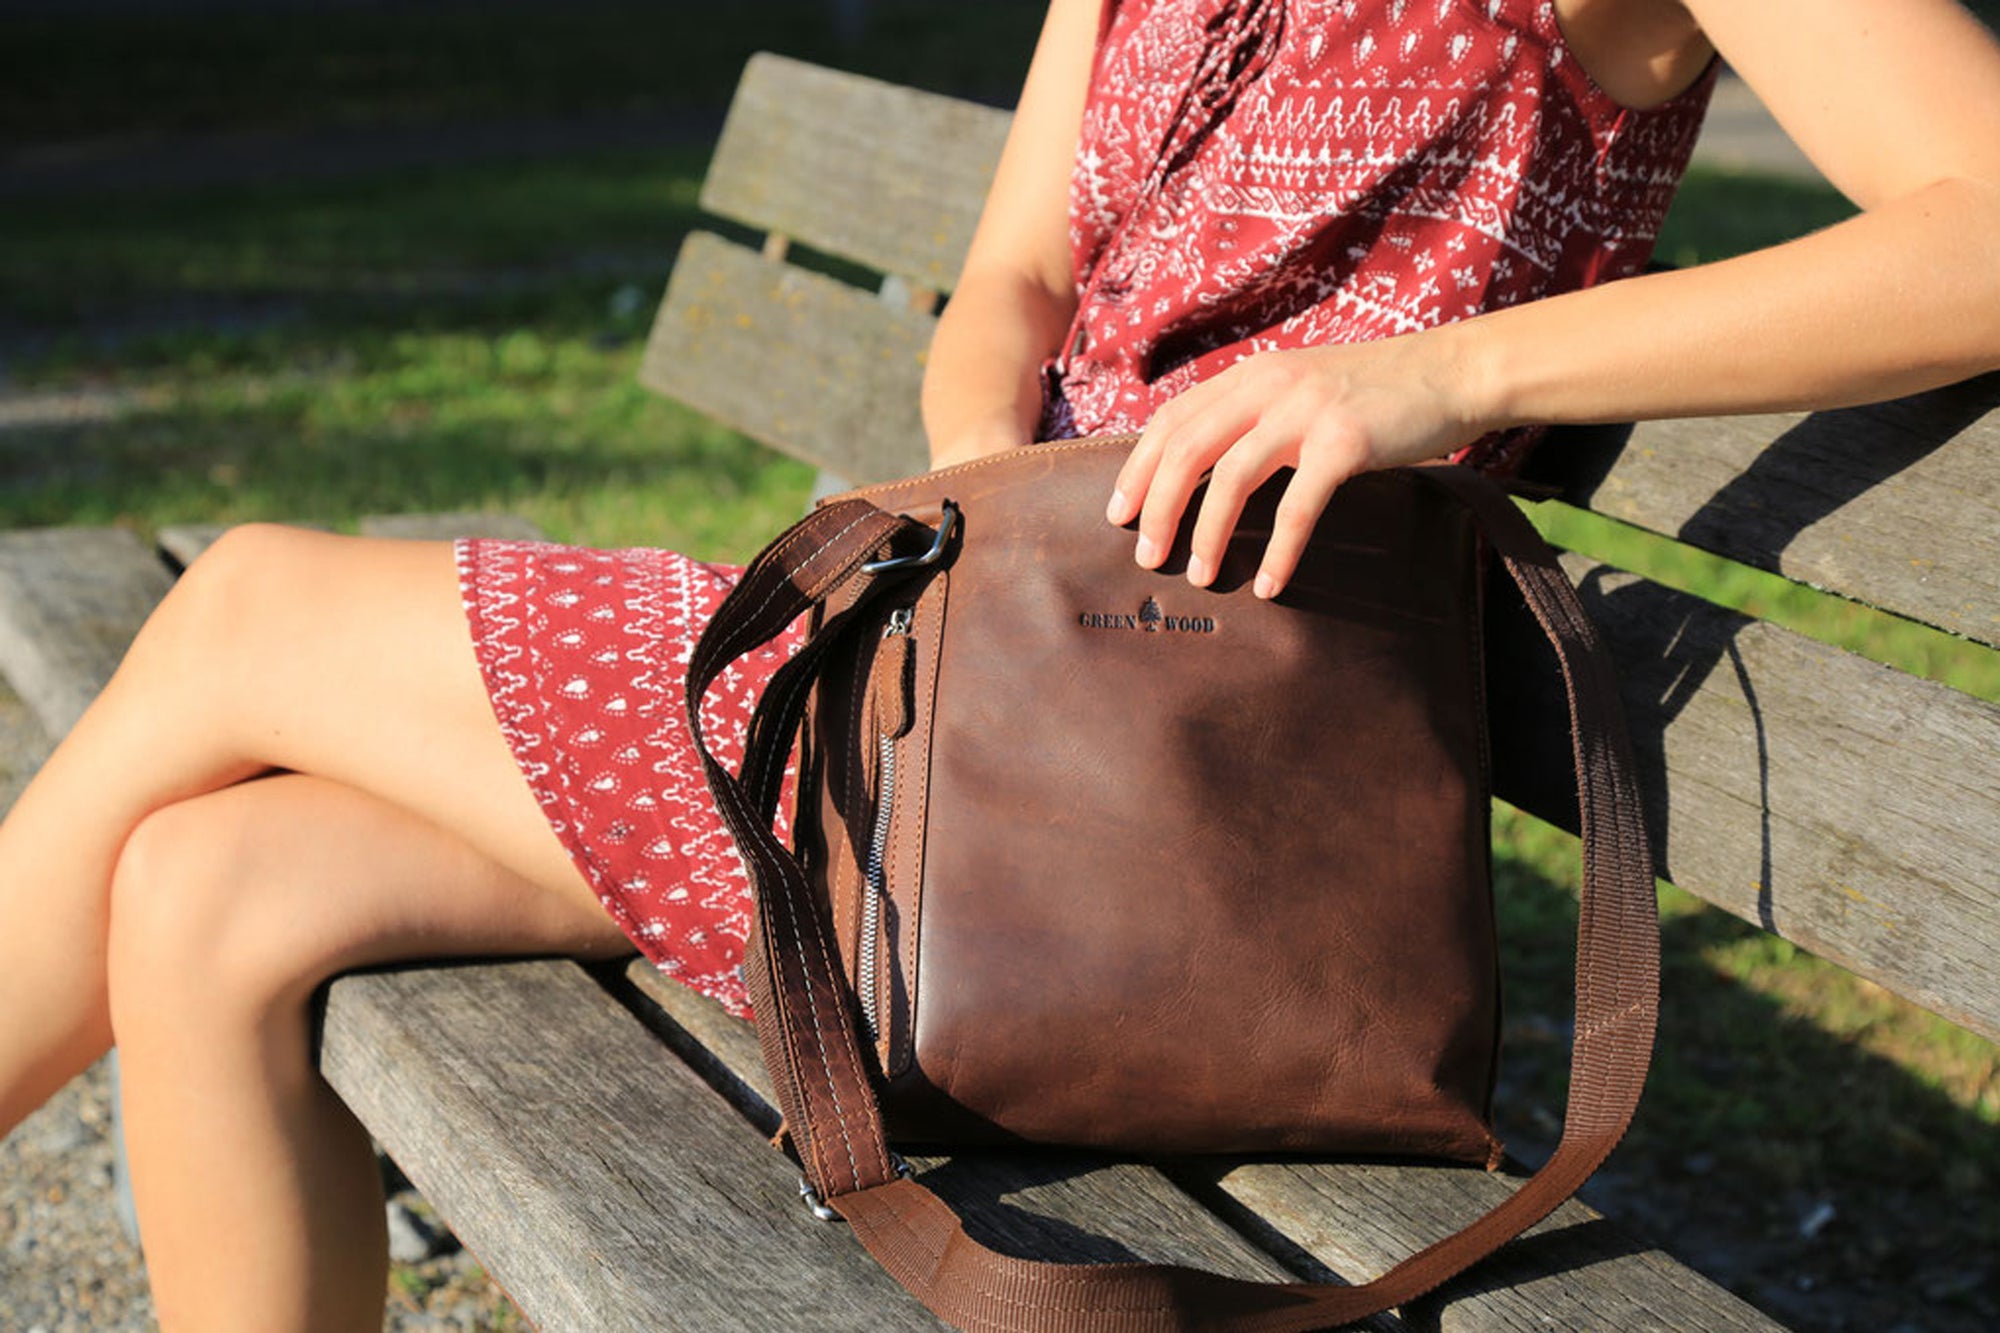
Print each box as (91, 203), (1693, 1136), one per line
(859, 605), (915, 1045)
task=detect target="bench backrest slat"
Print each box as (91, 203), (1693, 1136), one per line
(1530, 381), (2000, 647)
(0, 529), (175, 735)
(701, 53), (1008, 291)
(1489, 557), (2000, 1044)
(640, 231), (935, 483)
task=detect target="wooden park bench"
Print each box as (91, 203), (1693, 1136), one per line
(2, 51), (1995, 1332)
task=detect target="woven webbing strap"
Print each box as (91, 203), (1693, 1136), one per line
(687, 467), (1658, 1331)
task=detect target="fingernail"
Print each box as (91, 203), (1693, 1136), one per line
(1254, 572), (1277, 600)
(1106, 488), (1129, 523)
(1134, 534), (1160, 567)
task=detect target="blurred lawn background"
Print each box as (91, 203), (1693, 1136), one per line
(2, 2), (1995, 1328)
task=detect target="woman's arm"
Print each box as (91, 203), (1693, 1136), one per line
(920, 0), (1098, 469)
(1112, 0), (2000, 599)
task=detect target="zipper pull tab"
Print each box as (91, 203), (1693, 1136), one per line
(873, 608), (915, 740)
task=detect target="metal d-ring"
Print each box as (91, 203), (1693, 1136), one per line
(861, 500), (959, 575)
(798, 1175), (840, 1222)
(798, 1154), (914, 1223)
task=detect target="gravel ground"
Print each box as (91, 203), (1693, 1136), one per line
(0, 1056), (153, 1332)
(0, 1050), (521, 1330)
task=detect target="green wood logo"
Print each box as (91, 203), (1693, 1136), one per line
(1078, 597), (1216, 634)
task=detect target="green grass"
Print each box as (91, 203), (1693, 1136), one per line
(1526, 499), (2000, 701)
(1, 322), (813, 558)
(1654, 167), (1861, 270)
(1, 146), (712, 328)
(1488, 802), (1999, 1316)
(0, 149), (814, 559)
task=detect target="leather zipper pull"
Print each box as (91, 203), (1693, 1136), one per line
(873, 608), (915, 740)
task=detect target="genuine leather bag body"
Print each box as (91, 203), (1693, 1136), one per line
(802, 438), (1502, 1162)
(687, 435), (1658, 1329)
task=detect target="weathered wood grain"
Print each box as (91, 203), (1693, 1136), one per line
(319, 959), (952, 1331)
(1488, 556), (2000, 1043)
(155, 523), (234, 570)
(0, 675), (52, 812)
(702, 53), (1008, 290)
(640, 231), (934, 485)
(158, 514), (539, 571)
(1531, 375), (2000, 645)
(156, 520), (334, 569)
(0, 528), (173, 735)
(1169, 1157), (1786, 1332)
(613, 962), (1302, 1283)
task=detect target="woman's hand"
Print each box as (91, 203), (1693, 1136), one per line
(1106, 329), (1490, 599)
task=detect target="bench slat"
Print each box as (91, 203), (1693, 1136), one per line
(1490, 557), (2000, 1043)
(703, 53), (1008, 288)
(1182, 1158), (1786, 1332)
(0, 675), (52, 811)
(158, 514), (543, 572)
(1531, 375), (2000, 646)
(616, 962), (1311, 1286)
(320, 960), (953, 1331)
(641, 231), (934, 484)
(0, 528), (173, 734)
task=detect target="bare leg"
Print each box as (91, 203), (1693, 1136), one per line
(0, 524), (637, 1329)
(109, 772), (630, 1333)
(0, 524), (615, 1132)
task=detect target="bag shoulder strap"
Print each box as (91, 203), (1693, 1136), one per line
(687, 470), (1659, 1332)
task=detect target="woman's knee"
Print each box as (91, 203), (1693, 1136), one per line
(142, 523), (312, 661)
(105, 792), (327, 1041)
(106, 524), (320, 720)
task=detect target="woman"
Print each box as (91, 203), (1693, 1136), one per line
(3, 1), (1998, 1328)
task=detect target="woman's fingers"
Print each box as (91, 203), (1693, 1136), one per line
(1254, 444), (1358, 599)
(1182, 421), (1290, 587)
(1107, 340), (1471, 590)
(1127, 382), (1259, 569)
(1109, 371), (1234, 530)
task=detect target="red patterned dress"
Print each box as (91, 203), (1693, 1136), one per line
(458, 0), (1715, 1018)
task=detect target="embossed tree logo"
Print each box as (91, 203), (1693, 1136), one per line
(1140, 597), (1163, 632)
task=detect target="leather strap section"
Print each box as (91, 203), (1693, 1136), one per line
(690, 466), (1659, 1329)
(685, 499), (924, 1200)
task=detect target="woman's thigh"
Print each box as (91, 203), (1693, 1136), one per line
(135, 524), (599, 915)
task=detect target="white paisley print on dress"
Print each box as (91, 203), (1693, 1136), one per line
(458, 538), (804, 1019)
(1041, 0), (1716, 475)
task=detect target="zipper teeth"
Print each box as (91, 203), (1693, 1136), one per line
(858, 605), (912, 1047)
(859, 731), (896, 1044)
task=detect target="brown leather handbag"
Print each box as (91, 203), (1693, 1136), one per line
(687, 435), (1658, 1330)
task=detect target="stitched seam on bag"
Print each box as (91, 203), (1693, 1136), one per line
(790, 786), (895, 1185)
(893, 575), (945, 1077)
(761, 644), (896, 1183)
(751, 634), (884, 1180)
(706, 511), (885, 673)
(1575, 998), (1648, 1043)
(705, 771), (856, 1187)
(826, 436), (1141, 506)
